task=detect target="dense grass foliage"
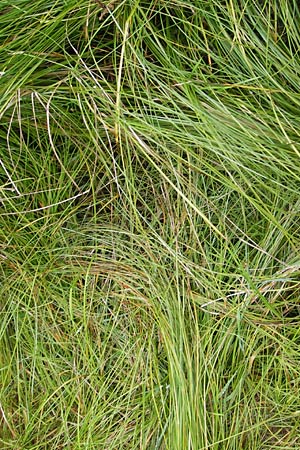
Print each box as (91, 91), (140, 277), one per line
(1, 1), (300, 448)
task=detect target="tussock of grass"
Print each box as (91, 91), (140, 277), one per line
(1, 1), (300, 448)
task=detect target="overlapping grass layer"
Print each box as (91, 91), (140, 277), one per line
(1, 1), (300, 448)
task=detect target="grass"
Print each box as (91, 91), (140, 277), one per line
(1, 0), (300, 448)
